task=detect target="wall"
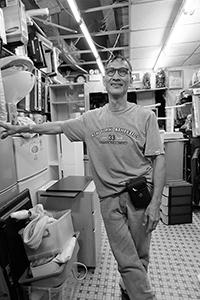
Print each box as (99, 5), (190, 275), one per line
(165, 65), (199, 106)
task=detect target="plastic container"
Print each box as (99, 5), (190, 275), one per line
(30, 235), (77, 278)
(21, 279), (67, 300)
(21, 269), (78, 300)
(19, 232), (79, 287)
(30, 255), (60, 278)
(19, 209), (75, 261)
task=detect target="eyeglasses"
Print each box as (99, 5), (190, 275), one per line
(105, 67), (131, 77)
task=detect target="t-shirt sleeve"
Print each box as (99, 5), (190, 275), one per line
(60, 115), (85, 142)
(144, 111), (165, 156)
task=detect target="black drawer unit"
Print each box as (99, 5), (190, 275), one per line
(160, 180), (192, 225)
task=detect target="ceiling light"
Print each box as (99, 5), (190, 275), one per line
(96, 57), (105, 76)
(67, 0), (81, 23)
(153, 0), (194, 71)
(66, 0), (105, 75)
(79, 22), (99, 58)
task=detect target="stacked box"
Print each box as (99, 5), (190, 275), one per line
(160, 180), (192, 225)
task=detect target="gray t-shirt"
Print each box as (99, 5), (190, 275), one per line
(61, 103), (164, 198)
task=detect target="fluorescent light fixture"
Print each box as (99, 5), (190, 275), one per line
(66, 0), (105, 75)
(80, 22), (99, 58)
(96, 56), (105, 76)
(153, 0), (193, 71)
(67, 0), (81, 23)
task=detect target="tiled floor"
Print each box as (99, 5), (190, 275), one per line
(64, 209), (200, 300)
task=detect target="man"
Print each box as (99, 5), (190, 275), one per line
(0, 54), (165, 300)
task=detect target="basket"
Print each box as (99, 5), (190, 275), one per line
(19, 233), (79, 287)
(19, 209), (74, 261)
(22, 279), (66, 300)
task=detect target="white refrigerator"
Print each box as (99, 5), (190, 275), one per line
(12, 134), (50, 206)
(0, 136), (18, 207)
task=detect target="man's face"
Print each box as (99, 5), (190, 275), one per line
(103, 59), (133, 97)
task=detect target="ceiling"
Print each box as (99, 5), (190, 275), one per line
(21, 0), (200, 75)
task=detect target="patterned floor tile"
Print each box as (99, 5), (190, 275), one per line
(63, 209), (200, 300)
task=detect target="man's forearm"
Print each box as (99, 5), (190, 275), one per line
(152, 154), (166, 205)
(0, 121), (64, 139)
(15, 121), (63, 135)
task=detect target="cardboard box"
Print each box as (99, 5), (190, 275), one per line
(2, 0), (28, 46)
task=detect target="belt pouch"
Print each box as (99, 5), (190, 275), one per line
(126, 177), (151, 209)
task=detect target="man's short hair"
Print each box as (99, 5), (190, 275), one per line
(105, 54), (132, 72)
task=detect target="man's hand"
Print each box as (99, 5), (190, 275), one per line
(0, 122), (16, 139)
(143, 201), (161, 234)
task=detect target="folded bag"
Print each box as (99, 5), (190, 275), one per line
(126, 176), (151, 209)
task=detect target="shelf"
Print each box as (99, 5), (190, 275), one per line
(191, 81), (200, 88)
(51, 101), (84, 104)
(128, 87), (167, 93)
(49, 160), (59, 167)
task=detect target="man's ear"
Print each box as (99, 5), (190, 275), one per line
(103, 76), (106, 86)
(129, 75), (133, 86)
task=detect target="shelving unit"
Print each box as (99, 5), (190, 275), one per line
(47, 83), (86, 179)
(49, 83), (85, 121)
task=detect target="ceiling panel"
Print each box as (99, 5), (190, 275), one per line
(159, 55), (190, 68)
(194, 46), (200, 54)
(130, 0), (180, 30)
(130, 28), (169, 48)
(130, 46), (160, 59)
(130, 57), (158, 70)
(183, 54), (200, 66)
(173, 24), (200, 44)
(166, 42), (200, 56)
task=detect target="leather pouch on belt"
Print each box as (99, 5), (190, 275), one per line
(126, 176), (151, 209)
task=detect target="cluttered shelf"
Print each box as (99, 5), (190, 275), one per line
(128, 87), (167, 93)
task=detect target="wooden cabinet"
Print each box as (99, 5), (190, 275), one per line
(47, 83), (86, 179)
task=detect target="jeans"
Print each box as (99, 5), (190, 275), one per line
(100, 191), (156, 300)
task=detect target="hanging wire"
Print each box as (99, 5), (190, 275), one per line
(93, 40), (113, 57)
(107, 24), (129, 61)
(55, 0), (129, 66)
(56, 0), (75, 19)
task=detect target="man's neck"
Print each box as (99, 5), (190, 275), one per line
(108, 95), (129, 112)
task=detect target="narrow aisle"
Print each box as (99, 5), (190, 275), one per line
(72, 222), (121, 300)
(64, 210), (200, 300)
